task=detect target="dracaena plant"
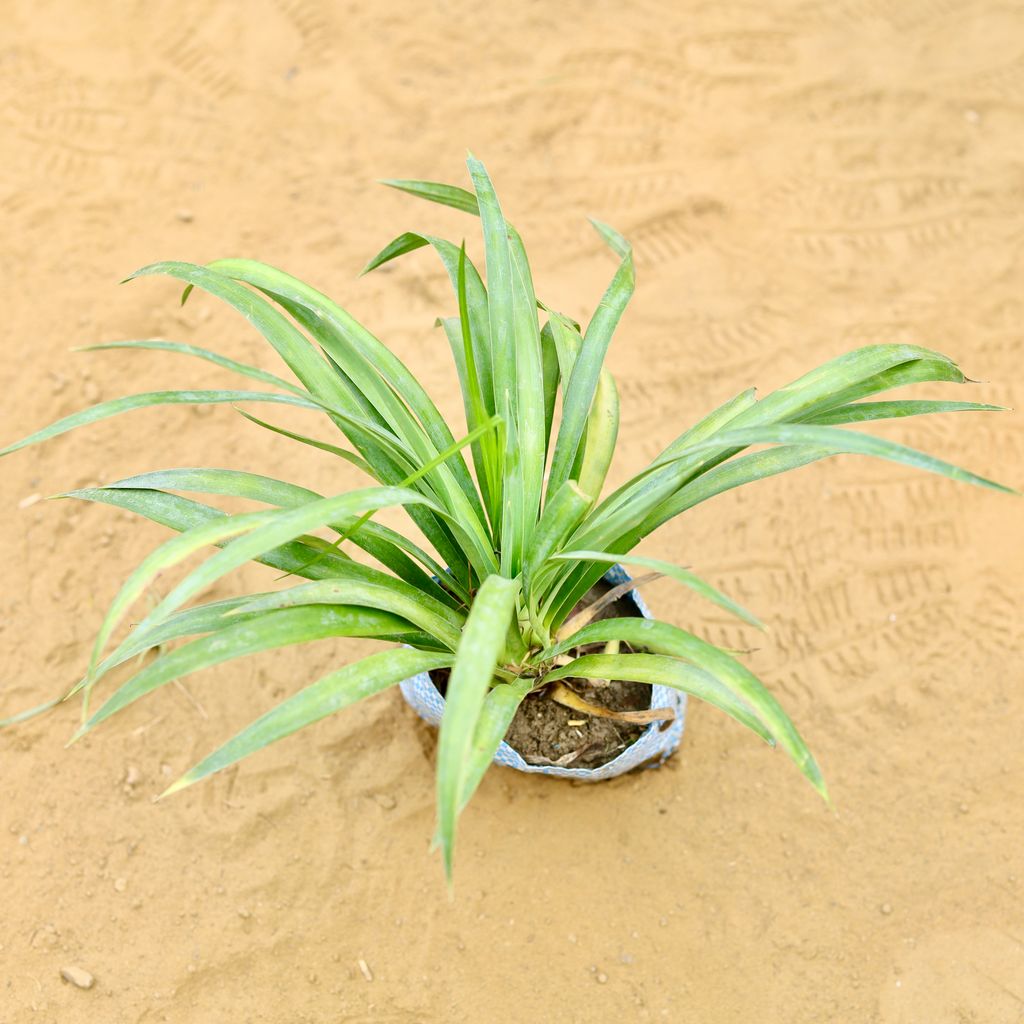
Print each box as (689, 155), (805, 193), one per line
(1, 156), (1012, 879)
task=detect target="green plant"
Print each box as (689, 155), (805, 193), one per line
(1, 155), (1013, 879)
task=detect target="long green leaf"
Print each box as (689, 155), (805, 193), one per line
(438, 316), (500, 529)
(540, 322), (560, 453)
(162, 648), (452, 796)
(235, 408), (374, 476)
(227, 576), (465, 651)
(540, 618), (826, 800)
(102, 467), (463, 607)
(76, 339), (305, 395)
(581, 345), (964, 550)
(380, 179), (480, 215)
(0, 697), (63, 728)
(60, 487), (376, 582)
(436, 573), (520, 879)
(681, 424), (1015, 494)
(524, 481), (591, 596)
(121, 487), (452, 659)
(638, 446), (834, 538)
(456, 243), (501, 524)
(543, 653), (773, 746)
(803, 399), (1006, 426)
(576, 369), (620, 505)
(76, 605), (414, 738)
(467, 155), (545, 576)
(363, 233), (495, 423)
(109, 467), (319, 507)
(10, 596), (282, 732)
(456, 678), (533, 813)
(556, 551), (764, 629)
(0, 390), (318, 458)
(803, 354), (966, 412)
(545, 220), (634, 500)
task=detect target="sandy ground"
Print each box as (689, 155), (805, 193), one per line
(2, 2), (1023, 1021)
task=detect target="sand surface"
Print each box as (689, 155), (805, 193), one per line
(2, 2), (1023, 1021)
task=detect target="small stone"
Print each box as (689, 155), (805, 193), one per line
(237, 908), (251, 919)
(880, 902), (893, 915)
(124, 766), (141, 787)
(176, 209), (194, 223)
(958, 802), (969, 814)
(372, 793), (397, 810)
(60, 966), (95, 990)
(18, 835), (28, 846)
(113, 878), (127, 893)
(18, 493), (42, 510)
(357, 958), (373, 982)
(595, 971), (608, 984)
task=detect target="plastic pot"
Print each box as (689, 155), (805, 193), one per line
(399, 565), (686, 780)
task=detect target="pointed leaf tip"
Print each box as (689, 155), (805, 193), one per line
(65, 725), (88, 748)
(158, 775), (193, 800)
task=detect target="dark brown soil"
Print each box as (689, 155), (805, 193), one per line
(502, 676), (652, 769)
(431, 580), (654, 770)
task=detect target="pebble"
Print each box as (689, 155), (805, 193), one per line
(176, 209), (194, 223)
(880, 902), (893, 915)
(18, 493), (42, 510)
(113, 878), (127, 893)
(373, 793), (397, 810)
(595, 971), (608, 984)
(958, 802), (970, 814)
(237, 907), (251, 919)
(357, 958), (373, 982)
(60, 966), (95, 990)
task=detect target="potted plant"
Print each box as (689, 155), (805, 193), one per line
(1, 156), (1013, 879)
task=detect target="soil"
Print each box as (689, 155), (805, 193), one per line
(503, 680), (651, 770)
(436, 581), (654, 770)
(2, 3), (1024, 1023)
